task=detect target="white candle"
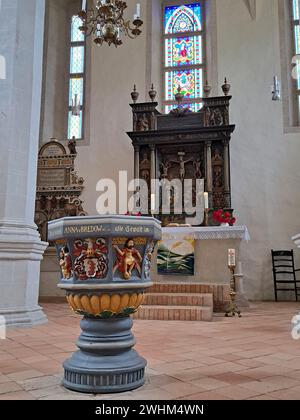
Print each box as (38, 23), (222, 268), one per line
(151, 194), (156, 214)
(204, 192), (209, 209)
(228, 249), (236, 267)
(136, 3), (141, 18)
(117, 27), (120, 39)
(133, 14), (138, 21)
(82, 0), (87, 11)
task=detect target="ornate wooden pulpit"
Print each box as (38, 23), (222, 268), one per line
(35, 138), (87, 243)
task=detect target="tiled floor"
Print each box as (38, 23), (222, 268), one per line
(0, 302), (300, 400)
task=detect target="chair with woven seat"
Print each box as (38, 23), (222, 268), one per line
(271, 250), (300, 301)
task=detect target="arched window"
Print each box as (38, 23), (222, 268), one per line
(68, 15), (86, 140)
(163, 2), (205, 113)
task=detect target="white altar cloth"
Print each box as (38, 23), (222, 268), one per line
(162, 225), (250, 242)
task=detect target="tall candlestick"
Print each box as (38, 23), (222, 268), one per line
(204, 192), (209, 209)
(228, 249), (236, 268)
(136, 3), (141, 18)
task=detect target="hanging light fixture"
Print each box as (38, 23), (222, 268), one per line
(78, 0), (143, 47)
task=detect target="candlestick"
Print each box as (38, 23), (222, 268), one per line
(228, 249), (236, 268)
(136, 3), (141, 18)
(225, 265), (241, 318)
(204, 192), (209, 209)
(203, 208), (209, 227)
(272, 75), (281, 101)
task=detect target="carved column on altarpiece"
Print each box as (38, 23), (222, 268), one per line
(205, 141), (213, 207)
(223, 139), (231, 208)
(133, 145), (140, 210)
(150, 144), (156, 183)
(134, 145), (140, 181)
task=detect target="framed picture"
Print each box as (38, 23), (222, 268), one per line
(157, 237), (195, 275)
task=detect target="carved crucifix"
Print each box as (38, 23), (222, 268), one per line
(170, 152), (192, 182)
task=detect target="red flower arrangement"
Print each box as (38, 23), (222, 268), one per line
(213, 209), (236, 226)
(125, 211), (142, 216)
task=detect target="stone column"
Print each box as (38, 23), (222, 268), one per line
(223, 139), (231, 208)
(205, 141), (213, 207)
(0, 0), (48, 327)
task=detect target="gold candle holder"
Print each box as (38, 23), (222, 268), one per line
(204, 208), (209, 226)
(225, 265), (242, 318)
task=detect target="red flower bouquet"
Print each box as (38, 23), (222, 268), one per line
(125, 211), (142, 216)
(213, 209), (236, 226)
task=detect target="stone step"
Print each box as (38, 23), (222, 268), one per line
(150, 283), (214, 294)
(133, 305), (213, 322)
(144, 292), (213, 307)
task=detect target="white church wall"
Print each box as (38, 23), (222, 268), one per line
(40, 0), (300, 300)
(75, 0), (148, 214)
(216, 0), (300, 299)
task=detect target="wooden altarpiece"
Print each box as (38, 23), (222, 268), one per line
(127, 90), (235, 226)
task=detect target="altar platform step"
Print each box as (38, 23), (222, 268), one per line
(133, 304), (213, 321)
(133, 283), (214, 321)
(150, 283), (213, 294)
(144, 292), (212, 307)
(148, 282), (230, 312)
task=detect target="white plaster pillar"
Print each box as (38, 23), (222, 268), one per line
(292, 233), (300, 248)
(234, 262), (250, 308)
(0, 0), (48, 327)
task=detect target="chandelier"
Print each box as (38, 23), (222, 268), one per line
(79, 0), (143, 47)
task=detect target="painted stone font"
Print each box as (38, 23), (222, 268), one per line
(48, 215), (161, 393)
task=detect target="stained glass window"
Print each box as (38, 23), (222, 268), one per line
(165, 4), (202, 34)
(163, 2), (205, 114)
(68, 15), (86, 140)
(165, 36), (202, 67)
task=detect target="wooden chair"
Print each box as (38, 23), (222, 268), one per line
(271, 250), (300, 301)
